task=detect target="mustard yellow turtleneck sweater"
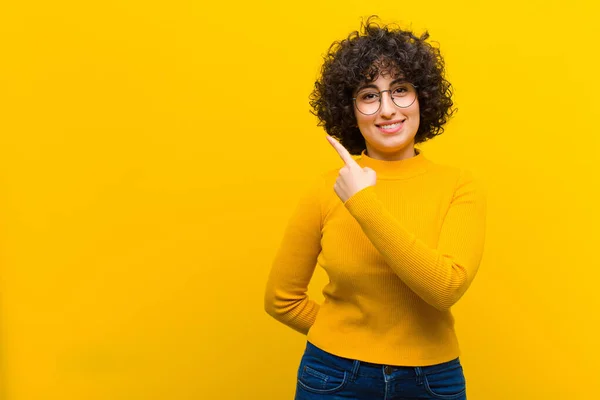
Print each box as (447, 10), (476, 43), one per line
(264, 149), (487, 366)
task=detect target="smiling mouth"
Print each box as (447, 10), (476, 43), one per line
(376, 120), (406, 131)
(377, 122), (403, 129)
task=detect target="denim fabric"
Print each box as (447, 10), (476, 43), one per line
(295, 341), (467, 400)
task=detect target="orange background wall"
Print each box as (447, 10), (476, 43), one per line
(1, 1), (598, 399)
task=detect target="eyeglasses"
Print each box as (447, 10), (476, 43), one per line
(352, 82), (418, 115)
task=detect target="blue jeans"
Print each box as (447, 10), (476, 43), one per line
(295, 341), (467, 400)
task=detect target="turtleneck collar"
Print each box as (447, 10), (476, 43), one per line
(355, 148), (431, 180)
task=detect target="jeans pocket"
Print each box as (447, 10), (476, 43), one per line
(423, 359), (466, 399)
(297, 358), (349, 394)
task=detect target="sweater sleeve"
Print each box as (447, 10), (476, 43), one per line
(343, 169), (487, 311)
(263, 175), (324, 334)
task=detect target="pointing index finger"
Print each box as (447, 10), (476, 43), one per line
(326, 135), (359, 168)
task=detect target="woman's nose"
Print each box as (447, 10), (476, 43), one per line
(379, 91), (397, 117)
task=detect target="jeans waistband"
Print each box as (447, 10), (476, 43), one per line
(304, 341), (460, 379)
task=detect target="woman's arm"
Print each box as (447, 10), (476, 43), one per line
(263, 176), (324, 334)
(344, 169), (487, 311)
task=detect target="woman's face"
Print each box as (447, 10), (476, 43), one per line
(353, 71), (420, 161)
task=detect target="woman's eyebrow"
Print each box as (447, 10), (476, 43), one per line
(355, 78), (408, 93)
(355, 83), (378, 92)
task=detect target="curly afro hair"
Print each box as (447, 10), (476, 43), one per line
(309, 15), (456, 155)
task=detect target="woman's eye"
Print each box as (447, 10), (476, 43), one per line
(361, 93), (379, 101)
(393, 87), (408, 95)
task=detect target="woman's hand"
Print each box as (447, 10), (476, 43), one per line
(326, 135), (377, 203)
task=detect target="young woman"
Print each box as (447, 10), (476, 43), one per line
(264, 16), (486, 400)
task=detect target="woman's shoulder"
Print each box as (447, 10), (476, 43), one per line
(425, 159), (487, 201)
(425, 156), (483, 182)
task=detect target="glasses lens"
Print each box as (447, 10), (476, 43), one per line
(355, 90), (381, 115)
(391, 83), (417, 108)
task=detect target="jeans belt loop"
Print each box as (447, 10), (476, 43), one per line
(350, 360), (360, 382)
(415, 366), (424, 385)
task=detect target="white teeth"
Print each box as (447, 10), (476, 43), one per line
(380, 122), (402, 129)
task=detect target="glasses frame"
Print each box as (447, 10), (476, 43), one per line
(352, 83), (419, 116)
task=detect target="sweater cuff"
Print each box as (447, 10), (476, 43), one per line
(344, 185), (380, 214)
